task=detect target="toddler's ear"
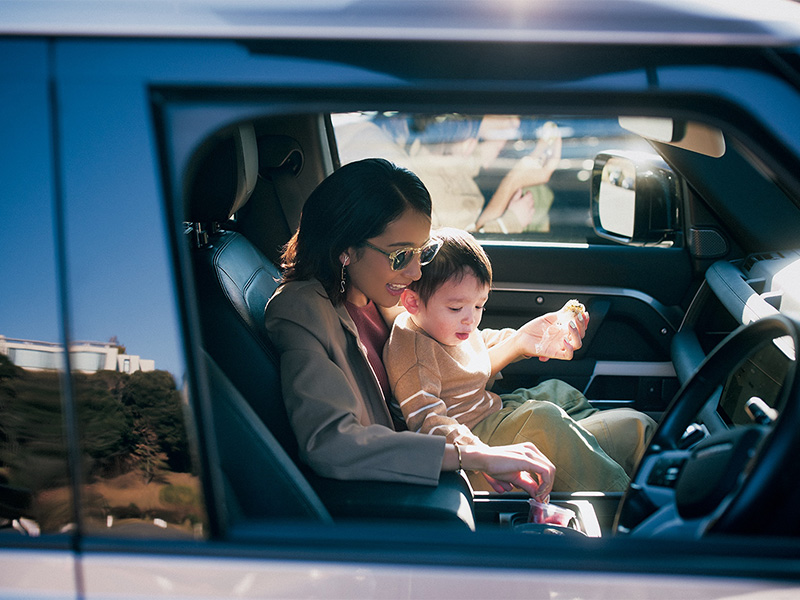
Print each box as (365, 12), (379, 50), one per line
(400, 288), (421, 314)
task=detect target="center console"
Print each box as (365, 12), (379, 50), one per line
(473, 491), (624, 537)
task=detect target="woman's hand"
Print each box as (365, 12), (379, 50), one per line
(516, 304), (589, 362)
(459, 442), (555, 501)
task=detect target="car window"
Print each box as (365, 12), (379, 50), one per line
(57, 80), (207, 540)
(0, 50), (72, 537)
(333, 112), (655, 244)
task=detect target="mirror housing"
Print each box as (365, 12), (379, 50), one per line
(618, 116), (725, 158)
(591, 151), (680, 246)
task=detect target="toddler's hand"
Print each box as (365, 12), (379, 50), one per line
(517, 300), (588, 361)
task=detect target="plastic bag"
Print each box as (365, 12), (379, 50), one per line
(528, 499), (576, 527)
(534, 299), (585, 358)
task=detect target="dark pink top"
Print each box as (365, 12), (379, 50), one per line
(345, 300), (404, 428)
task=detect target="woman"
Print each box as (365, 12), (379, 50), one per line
(265, 158), (601, 499)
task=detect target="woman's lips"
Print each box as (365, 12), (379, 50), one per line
(387, 283), (406, 296)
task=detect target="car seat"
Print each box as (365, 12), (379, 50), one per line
(185, 123), (329, 522)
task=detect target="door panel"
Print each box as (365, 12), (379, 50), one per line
(483, 245), (692, 414)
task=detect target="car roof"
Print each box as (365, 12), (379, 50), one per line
(2, 0), (800, 46)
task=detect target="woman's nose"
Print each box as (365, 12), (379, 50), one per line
(402, 256), (423, 281)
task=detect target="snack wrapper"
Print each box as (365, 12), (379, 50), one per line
(528, 499), (576, 527)
(533, 299), (586, 357)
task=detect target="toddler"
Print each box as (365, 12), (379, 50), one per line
(384, 227), (655, 492)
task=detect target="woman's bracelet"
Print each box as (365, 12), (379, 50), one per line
(454, 444), (463, 471)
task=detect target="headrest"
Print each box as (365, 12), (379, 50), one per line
(184, 123), (259, 224)
(259, 135), (304, 175)
(257, 135), (305, 230)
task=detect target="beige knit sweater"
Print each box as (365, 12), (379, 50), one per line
(383, 311), (516, 445)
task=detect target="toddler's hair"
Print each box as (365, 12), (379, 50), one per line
(409, 227), (492, 304)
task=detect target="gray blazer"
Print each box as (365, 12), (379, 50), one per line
(265, 279), (445, 485)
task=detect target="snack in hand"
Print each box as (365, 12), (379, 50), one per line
(559, 299), (586, 322)
(534, 299), (586, 358)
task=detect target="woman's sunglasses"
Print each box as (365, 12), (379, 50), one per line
(363, 237), (443, 271)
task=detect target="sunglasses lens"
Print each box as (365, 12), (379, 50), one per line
(387, 239), (441, 270)
(419, 247), (436, 265)
(392, 250), (412, 271)
(419, 240), (441, 265)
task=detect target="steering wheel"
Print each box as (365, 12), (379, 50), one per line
(614, 314), (800, 538)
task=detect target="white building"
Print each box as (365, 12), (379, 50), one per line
(0, 336), (155, 374)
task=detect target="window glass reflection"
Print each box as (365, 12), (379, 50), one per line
(333, 112), (652, 243)
(59, 84), (206, 539)
(0, 73), (72, 536)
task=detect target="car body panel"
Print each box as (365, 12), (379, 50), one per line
(2, 0), (800, 46)
(0, 549), (76, 599)
(78, 550), (800, 600)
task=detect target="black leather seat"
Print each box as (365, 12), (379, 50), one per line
(185, 122), (475, 529)
(185, 123), (326, 521)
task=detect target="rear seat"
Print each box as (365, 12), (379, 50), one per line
(185, 122), (475, 529)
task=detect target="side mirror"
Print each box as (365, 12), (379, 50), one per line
(591, 151), (681, 245)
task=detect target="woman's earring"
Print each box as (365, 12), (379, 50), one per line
(340, 256), (349, 293)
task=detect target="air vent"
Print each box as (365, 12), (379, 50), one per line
(742, 251), (785, 274)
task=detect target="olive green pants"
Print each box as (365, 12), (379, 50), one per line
(469, 379), (656, 493)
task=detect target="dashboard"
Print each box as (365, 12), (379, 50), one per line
(679, 250), (799, 429)
(708, 249), (800, 330)
(619, 251), (800, 537)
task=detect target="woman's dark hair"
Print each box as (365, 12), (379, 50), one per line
(408, 227), (492, 304)
(281, 158), (432, 304)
